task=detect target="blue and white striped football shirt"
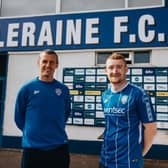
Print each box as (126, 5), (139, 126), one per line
(100, 83), (156, 168)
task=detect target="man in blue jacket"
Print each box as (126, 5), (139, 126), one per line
(15, 50), (71, 168)
(99, 53), (157, 168)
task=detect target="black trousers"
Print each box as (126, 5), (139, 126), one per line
(99, 163), (107, 168)
(21, 144), (70, 168)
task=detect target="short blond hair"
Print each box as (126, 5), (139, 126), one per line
(106, 52), (127, 65)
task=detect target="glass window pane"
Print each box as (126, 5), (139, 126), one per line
(128, 0), (164, 8)
(1, 0), (56, 17)
(134, 52), (150, 64)
(97, 52), (112, 65)
(96, 52), (131, 65)
(0, 1), (2, 16)
(61, 0), (124, 12)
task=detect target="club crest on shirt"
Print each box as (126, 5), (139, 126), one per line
(121, 95), (128, 104)
(55, 88), (62, 96)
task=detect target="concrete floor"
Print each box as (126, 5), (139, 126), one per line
(0, 149), (167, 168)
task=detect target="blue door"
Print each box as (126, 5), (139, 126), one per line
(0, 52), (8, 145)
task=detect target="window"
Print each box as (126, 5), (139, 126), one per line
(128, 0), (164, 8)
(61, 0), (124, 13)
(0, 0), (2, 16)
(96, 52), (112, 65)
(133, 51), (150, 64)
(96, 51), (132, 66)
(96, 51), (151, 66)
(61, 0), (165, 13)
(1, 0), (57, 17)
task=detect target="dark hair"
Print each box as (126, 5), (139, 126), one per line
(40, 49), (59, 64)
(106, 52), (127, 65)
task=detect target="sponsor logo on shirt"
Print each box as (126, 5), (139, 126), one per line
(33, 90), (40, 95)
(104, 107), (125, 116)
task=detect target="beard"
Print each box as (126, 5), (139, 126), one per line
(108, 73), (125, 84)
(110, 78), (123, 84)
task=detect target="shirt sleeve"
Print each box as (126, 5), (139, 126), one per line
(14, 87), (27, 131)
(136, 89), (156, 123)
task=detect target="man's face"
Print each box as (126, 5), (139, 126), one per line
(38, 53), (58, 81)
(105, 58), (128, 84)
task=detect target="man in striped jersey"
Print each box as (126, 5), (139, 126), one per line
(99, 53), (157, 168)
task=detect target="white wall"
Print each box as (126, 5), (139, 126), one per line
(151, 49), (168, 66)
(57, 51), (95, 81)
(3, 52), (39, 136)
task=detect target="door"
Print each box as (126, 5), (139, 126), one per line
(0, 52), (8, 145)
